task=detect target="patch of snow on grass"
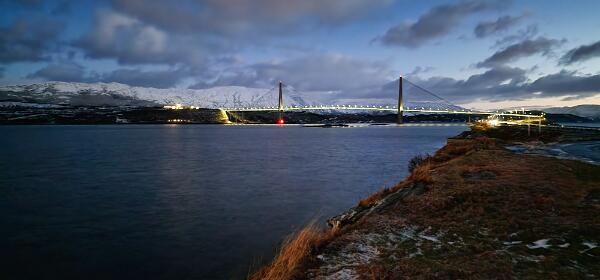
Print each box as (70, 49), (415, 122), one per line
(397, 226), (417, 240)
(312, 233), (382, 279)
(418, 233), (440, 242)
(527, 239), (551, 249)
(408, 247), (423, 258)
(580, 241), (598, 254)
(325, 268), (358, 280)
(582, 241), (597, 249)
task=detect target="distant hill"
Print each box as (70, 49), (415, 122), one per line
(544, 113), (595, 124)
(543, 104), (600, 120)
(0, 81), (325, 108)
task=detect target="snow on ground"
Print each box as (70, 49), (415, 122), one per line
(0, 81), (332, 108)
(308, 226), (449, 279)
(0, 101), (64, 108)
(506, 141), (600, 165)
(527, 239), (551, 249)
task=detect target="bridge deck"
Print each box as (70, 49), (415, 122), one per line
(220, 106), (543, 118)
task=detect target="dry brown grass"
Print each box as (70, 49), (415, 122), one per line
(357, 136), (501, 209)
(358, 187), (393, 208)
(434, 136), (497, 162)
(358, 181), (411, 208)
(407, 161), (433, 184)
(472, 121), (491, 130)
(289, 126), (600, 279)
(369, 147), (600, 279)
(249, 222), (338, 280)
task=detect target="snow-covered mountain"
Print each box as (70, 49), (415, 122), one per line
(544, 105), (600, 120)
(0, 81), (328, 108)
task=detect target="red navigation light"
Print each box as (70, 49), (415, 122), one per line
(277, 118), (285, 125)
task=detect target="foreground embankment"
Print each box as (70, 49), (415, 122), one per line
(250, 124), (600, 279)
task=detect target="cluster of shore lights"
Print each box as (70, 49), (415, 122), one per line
(163, 104), (183, 110)
(487, 119), (500, 126)
(167, 119), (190, 123)
(485, 112), (545, 126)
(163, 104), (201, 110)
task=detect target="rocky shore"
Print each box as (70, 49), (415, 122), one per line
(251, 124), (600, 279)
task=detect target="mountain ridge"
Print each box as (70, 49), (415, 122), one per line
(0, 81), (326, 108)
(543, 104), (600, 119)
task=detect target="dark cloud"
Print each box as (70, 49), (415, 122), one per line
(0, 67), (4, 79)
(195, 54), (593, 104)
(474, 14), (525, 38)
(26, 58), (600, 103)
(411, 66), (527, 101)
(100, 68), (187, 88)
(527, 71), (600, 99)
(27, 62), (88, 82)
(407, 66), (435, 76)
(76, 0), (392, 66)
(193, 53), (394, 98)
(377, 0), (507, 48)
(111, 0), (392, 36)
(28, 62), (189, 88)
(493, 24), (538, 48)
(346, 66), (529, 103)
(461, 66), (528, 88)
(76, 11), (214, 66)
(559, 40), (600, 65)
(0, 17), (64, 63)
(409, 67), (600, 103)
(477, 37), (563, 68)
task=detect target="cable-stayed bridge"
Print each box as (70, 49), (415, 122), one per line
(220, 77), (545, 124)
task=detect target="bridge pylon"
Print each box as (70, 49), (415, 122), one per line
(277, 81), (284, 124)
(397, 76), (404, 124)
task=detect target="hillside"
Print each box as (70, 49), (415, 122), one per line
(0, 81), (326, 108)
(251, 125), (600, 279)
(544, 104), (600, 120)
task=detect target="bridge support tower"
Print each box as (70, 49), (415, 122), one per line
(277, 81), (284, 124)
(397, 76), (404, 124)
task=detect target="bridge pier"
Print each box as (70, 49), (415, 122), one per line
(397, 76), (404, 124)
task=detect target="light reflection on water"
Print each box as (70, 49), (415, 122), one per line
(0, 124), (466, 279)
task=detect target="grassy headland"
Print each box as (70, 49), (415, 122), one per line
(251, 124), (600, 279)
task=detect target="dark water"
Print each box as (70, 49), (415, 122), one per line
(558, 122), (600, 128)
(0, 124), (465, 280)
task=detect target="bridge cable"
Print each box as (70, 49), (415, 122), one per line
(252, 85), (279, 108)
(403, 78), (455, 107)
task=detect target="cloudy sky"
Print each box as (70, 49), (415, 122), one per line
(1, 0), (599, 109)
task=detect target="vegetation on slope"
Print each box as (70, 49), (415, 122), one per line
(250, 125), (600, 279)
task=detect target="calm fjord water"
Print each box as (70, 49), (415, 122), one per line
(0, 124), (465, 279)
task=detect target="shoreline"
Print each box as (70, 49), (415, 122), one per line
(251, 124), (600, 279)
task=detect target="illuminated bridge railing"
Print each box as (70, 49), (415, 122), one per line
(220, 106), (543, 118)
